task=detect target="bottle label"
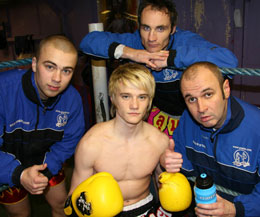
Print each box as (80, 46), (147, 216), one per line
(197, 192), (216, 201)
(194, 186), (217, 204)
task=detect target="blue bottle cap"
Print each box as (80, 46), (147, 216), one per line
(200, 173), (207, 179)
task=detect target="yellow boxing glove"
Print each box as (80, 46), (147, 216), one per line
(159, 172), (192, 212)
(64, 194), (77, 216)
(67, 172), (123, 217)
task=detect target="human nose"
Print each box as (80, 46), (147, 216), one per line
(197, 99), (207, 113)
(52, 70), (61, 83)
(148, 30), (157, 41)
(130, 97), (138, 109)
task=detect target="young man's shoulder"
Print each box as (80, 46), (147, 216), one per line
(82, 121), (112, 140)
(63, 84), (83, 100)
(0, 68), (26, 87)
(77, 122), (110, 152)
(144, 121), (169, 145)
(144, 121), (165, 134)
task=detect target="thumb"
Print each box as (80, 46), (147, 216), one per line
(168, 139), (175, 151)
(35, 163), (47, 172)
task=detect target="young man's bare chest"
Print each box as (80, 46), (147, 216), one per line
(94, 140), (161, 181)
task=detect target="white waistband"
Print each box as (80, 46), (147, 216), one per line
(123, 193), (153, 211)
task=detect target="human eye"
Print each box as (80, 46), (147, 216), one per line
(188, 97), (197, 103)
(139, 95), (148, 100)
(156, 26), (165, 32)
(204, 92), (213, 98)
(62, 68), (73, 75)
(141, 25), (150, 32)
(44, 64), (55, 71)
(121, 94), (129, 100)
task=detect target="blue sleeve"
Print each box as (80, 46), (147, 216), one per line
(0, 151), (20, 187)
(172, 29), (238, 68)
(80, 28), (238, 70)
(44, 93), (85, 176)
(173, 111), (194, 174)
(0, 94), (20, 187)
(233, 168), (260, 216)
(80, 30), (143, 58)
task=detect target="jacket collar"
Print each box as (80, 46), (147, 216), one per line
(221, 96), (244, 133)
(201, 96), (245, 136)
(22, 68), (59, 108)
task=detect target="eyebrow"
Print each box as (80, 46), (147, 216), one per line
(140, 24), (168, 29)
(120, 92), (148, 94)
(43, 60), (57, 66)
(156, 25), (168, 29)
(140, 24), (149, 28)
(63, 66), (74, 71)
(183, 87), (213, 99)
(43, 60), (74, 70)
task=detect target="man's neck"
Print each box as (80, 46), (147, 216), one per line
(113, 116), (144, 139)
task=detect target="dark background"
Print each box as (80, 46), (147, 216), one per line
(0, 0), (259, 216)
(0, 0), (260, 105)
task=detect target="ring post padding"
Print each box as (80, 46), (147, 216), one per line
(88, 23), (110, 123)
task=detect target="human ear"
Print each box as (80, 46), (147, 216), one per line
(110, 95), (115, 104)
(223, 79), (230, 99)
(31, 57), (37, 72)
(171, 25), (176, 34)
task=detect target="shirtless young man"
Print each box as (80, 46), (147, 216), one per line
(68, 63), (171, 216)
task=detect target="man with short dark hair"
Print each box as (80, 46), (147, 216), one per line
(80, 0), (238, 138)
(0, 35), (85, 217)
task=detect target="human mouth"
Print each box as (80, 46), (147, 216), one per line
(48, 85), (60, 91)
(200, 115), (211, 122)
(129, 112), (140, 116)
(148, 43), (158, 49)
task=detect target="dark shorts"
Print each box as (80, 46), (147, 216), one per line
(115, 193), (196, 217)
(0, 169), (65, 205)
(115, 194), (172, 217)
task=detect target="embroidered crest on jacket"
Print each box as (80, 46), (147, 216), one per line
(56, 110), (69, 127)
(232, 146), (251, 168)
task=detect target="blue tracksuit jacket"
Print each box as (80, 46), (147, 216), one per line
(173, 96), (260, 217)
(80, 27), (238, 116)
(0, 68), (85, 187)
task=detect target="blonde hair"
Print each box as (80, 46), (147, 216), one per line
(109, 63), (155, 118)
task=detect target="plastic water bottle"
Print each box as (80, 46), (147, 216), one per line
(194, 173), (217, 204)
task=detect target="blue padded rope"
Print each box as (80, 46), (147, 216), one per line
(0, 58), (32, 70)
(167, 66), (260, 76)
(1, 58), (260, 76)
(220, 67), (260, 76)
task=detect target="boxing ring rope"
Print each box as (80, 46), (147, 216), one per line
(168, 66), (260, 76)
(0, 58), (32, 70)
(219, 67), (260, 76)
(1, 58), (260, 76)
